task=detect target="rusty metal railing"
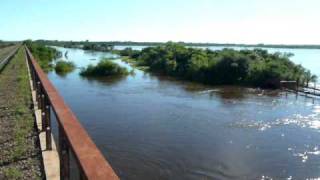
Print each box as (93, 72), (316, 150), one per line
(25, 46), (119, 180)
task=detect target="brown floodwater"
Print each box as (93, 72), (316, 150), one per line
(49, 46), (320, 179)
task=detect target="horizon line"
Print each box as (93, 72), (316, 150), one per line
(2, 39), (320, 46)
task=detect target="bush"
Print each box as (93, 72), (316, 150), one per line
(55, 61), (75, 74)
(80, 59), (129, 77)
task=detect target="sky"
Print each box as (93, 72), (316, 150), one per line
(1, 0), (320, 44)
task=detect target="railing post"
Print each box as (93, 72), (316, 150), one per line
(79, 169), (87, 180)
(32, 72), (36, 90)
(45, 95), (52, 150)
(41, 93), (46, 131)
(59, 127), (70, 180)
(46, 127), (52, 150)
(37, 81), (42, 109)
(29, 60), (36, 89)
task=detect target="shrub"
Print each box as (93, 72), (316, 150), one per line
(80, 59), (129, 77)
(55, 60), (75, 74)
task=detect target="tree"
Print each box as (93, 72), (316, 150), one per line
(311, 75), (318, 83)
(120, 42), (314, 88)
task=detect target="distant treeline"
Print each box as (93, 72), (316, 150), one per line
(118, 43), (317, 88)
(35, 40), (114, 51)
(34, 40), (320, 49)
(0, 40), (16, 48)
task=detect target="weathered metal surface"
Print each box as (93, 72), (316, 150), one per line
(25, 46), (119, 180)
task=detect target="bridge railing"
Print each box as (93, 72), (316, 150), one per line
(25, 46), (119, 180)
(280, 80), (320, 97)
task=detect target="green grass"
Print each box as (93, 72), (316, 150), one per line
(25, 41), (59, 72)
(12, 48), (33, 160)
(3, 167), (23, 179)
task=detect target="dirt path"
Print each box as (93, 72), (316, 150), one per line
(0, 47), (43, 179)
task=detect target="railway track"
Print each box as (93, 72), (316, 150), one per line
(0, 47), (44, 179)
(0, 45), (20, 72)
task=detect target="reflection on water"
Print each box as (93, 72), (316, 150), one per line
(55, 71), (69, 78)
(291, 145), (320, 163)
(80, 75), (128, 86)
(48, 47), (320, 180)
(230, 105), (320, 132)
(55, 69), (75, 78)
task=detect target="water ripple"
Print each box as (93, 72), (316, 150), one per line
(230, 105), (320, 131)
(289, 146), (320, 163)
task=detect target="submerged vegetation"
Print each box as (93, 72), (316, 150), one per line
(54, 60), (76, 75)
(28, 40), (316, 88)
(24, 40), (60, 71)
(80, 59), (129, 77)
(119, 42), (317, 88)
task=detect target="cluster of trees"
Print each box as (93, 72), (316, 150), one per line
(80, 59), (129, 77)
(121, 42), (317, 88)
(24, 40), (61, 71)
(116, 47), (140, 58)
(82, 43), (114, 51)
(27, 40), (317, 87)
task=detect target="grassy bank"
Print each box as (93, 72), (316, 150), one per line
(25, 40), (60, 72)
(0, 47), (43, 179)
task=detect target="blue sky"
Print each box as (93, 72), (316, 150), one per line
(1, 0), (319, 44)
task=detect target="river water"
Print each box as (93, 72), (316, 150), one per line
(49, 46), (320, 179)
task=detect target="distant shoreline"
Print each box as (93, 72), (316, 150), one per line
(34, 40), (320, 50)
(112, 42), (320, 49)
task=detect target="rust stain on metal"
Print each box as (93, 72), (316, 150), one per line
(25, 47), (119, 180)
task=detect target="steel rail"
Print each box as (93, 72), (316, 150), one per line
(0, 46), (20, 72)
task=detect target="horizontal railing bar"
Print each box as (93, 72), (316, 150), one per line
(25, 46), (119, 180)
(303, 86), (320, 91)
